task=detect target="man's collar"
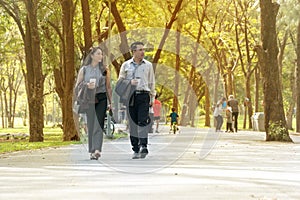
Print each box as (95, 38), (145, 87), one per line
(130, 57), (145, 64)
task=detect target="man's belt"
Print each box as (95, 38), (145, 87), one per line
(135, 90), (150, 94)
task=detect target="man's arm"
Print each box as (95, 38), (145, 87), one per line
(118, 62), (127, 80)
(148, 63), (156, 105)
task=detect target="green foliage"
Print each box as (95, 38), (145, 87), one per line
(268, 121), (291, 142)
(0, 0), (299, 140)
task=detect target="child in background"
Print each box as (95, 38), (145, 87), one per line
(169, 108), (179, 131)
(225, 106), (234, 132)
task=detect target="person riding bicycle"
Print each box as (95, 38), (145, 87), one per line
(169, 108), (179, 132)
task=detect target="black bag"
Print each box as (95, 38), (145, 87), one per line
(115, 78), (133, 104)
(73, 82), (91, 114)
(73, 67), (91, 114)
(73, 101), (89, 114)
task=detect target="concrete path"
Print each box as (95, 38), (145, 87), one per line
(0, 125), (300, 200)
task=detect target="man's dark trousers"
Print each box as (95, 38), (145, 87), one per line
(232, 112), (239, 132)
(128, 92), (150, 153)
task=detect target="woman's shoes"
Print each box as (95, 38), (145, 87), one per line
(90, 153), (97, 160)
(90, 150), (101, 160)
(94, 150), (101, 159)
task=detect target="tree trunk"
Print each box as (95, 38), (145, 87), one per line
(58, 0), (79, 141)
(296, 19), (300, 133)
(102, 1), (131, 75)
(173, 28), (180, 112)
(204, 85), (210, 127)
(245, 76), (253, 129)
(196, 0), (210, 127)
(80, 0), (93, 59)
(226, 68), (233, 96)
(108, 1), (131, 60)
(0, 90), (4, 128)
(180, 67), (195, 126)
(286, 66), (296, 130)
(152, 0), (184, 72)
(243, 102), (247, 129)
(256, 0), (292, 142)
(254, 66), (260, 112)
(189, 91), (197, 127)
(24, 0), (45, 142)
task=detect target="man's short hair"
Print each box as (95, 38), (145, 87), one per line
(130, 41), (144, 52)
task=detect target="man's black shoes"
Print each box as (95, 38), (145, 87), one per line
(131, 147), (148, 159)
(132, 152), (140, 159)
(139, 147), (148, 159)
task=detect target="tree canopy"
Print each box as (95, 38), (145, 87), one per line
(0, 0), (299, 142)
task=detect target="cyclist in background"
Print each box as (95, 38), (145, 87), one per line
(169, 108), (179, 131)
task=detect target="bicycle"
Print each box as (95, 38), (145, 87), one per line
(170, 122), (178, 134)
(104, 116), (115, 137)
(104, 109), (116, 137)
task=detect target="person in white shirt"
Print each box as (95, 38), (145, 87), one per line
(214, 97), (226, 132)
(118, 42), (155, 159)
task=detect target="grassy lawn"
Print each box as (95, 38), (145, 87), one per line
(1, 115), (295, 154)
(194, 115), (251, 130)
(0, 126), (127, 154)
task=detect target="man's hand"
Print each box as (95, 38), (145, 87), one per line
(131, 79), (140, 86)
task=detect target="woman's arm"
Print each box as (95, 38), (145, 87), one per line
(75, 67), (84, 88)
(105, 67), (112, 109)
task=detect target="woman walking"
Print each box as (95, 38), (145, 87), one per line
(214, 97), (226, 132)
(75, 47), (112, 160)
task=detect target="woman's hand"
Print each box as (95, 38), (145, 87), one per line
(87, 82), (96, 89)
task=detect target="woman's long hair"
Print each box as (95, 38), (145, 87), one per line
(82, 46), (103, 67)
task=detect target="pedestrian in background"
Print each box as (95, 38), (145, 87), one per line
(153, 95), (162, 133)
(225, 106), (234, 132)
(214, 97), (226, 132)
(227, 95), (239, 132)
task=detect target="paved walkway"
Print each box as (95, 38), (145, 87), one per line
(0, 125), (300, 200)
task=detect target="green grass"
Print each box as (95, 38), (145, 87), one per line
(0, 126), (128, 154)
(0, 127), (80, 154)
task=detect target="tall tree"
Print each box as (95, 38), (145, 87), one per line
(80, 0), (93, 58)
(234, 0), (258, 129)
(0, 0), (45, 141)
(296, 12), (300, 132)
(256, 0), (292, 142)
(45, 0), (79, 141)
(152, 0), (184, 72)
(105, 0), (131, 75)
(24, 0), (45, 142)
(173, 27), (180, 113)
(0, 61), (23, 128)
(0, 18), (24, 128)
(56, 0), (78, 141)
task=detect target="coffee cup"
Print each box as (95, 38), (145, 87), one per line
(90, 78), (96, 84)
(135, 77), (141, 85)
(89, 78), (96, 89)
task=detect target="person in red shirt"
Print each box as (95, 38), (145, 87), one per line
(153, 95), (162, 133)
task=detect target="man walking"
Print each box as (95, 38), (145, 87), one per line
(153, 95), (162, 133)
(118, 42), (156, 159)
(227, 95), (239, 132)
